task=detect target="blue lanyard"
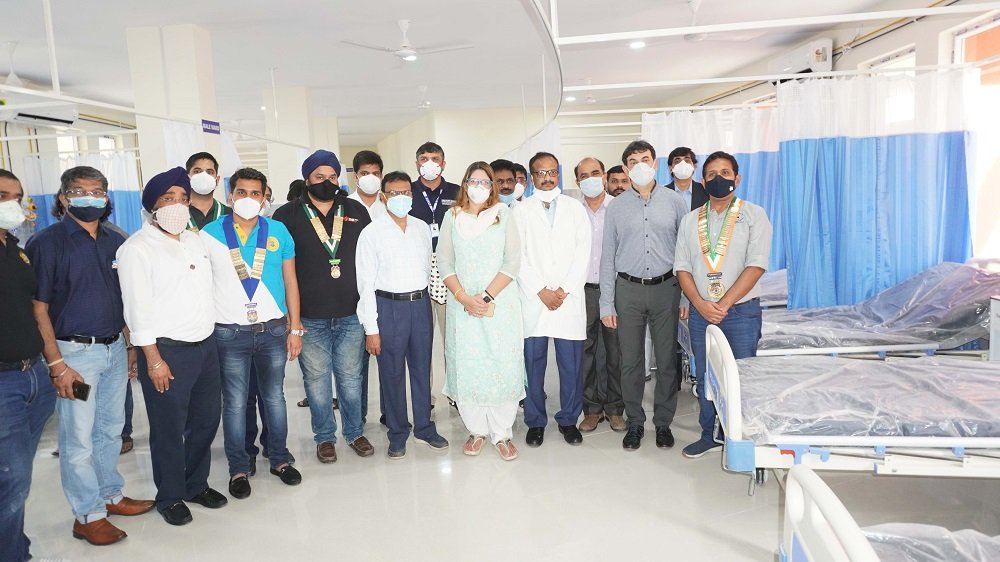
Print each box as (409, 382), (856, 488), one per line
(422, 189), (441, 218)
(222, 215), (269, 301)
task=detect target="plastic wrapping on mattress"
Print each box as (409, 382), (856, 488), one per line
(863, 523), (1000, 562)
(759, 262), (1000, 351)
(738, 355), (1000, 442)
(757, 269), (788, 306)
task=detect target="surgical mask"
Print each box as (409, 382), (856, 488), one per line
(705, 175), (736, 199)
(466, 184), (490, 205)
(307, 180), (340, 201)
(153, 203), (191, 235)
(386, 195), (413, 218)
(628, 162), (656, 186)
(579, 177), (605, 198)
(672, 161), (695, 181)
(419, 161), (442, 182)
(190, 172), (217, 195)
(512, 182), (525, 200)
(67, 195), (107, 223)
(357, 174), (381, 195)
(233, 197), (262, 220)
(0, 199), (26, 230)
(534, 187), (560, 204)
(499, 193), (515, 205)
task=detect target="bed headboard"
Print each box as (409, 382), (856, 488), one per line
(706, 325), (743, 440)
(782, 466), (879, 562)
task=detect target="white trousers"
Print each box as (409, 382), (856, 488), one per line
(458, 402), (519, 445)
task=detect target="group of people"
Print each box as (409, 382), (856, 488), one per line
(0, 138), (771, 560)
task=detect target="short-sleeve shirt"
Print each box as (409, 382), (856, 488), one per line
(200, 216), (296, 325)
(0, 233), (43, 361)
(673, 198), (772, 304)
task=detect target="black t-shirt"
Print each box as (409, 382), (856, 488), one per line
(189, 200), (232, 231)
(410, 178), (459, 251)
(0, 233), (44, 362)
(272, 191), (371, 319)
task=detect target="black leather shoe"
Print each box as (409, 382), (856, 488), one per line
(187, 488), (228, 509)
(622, 425), (644, 451)
(379, 415), (412, 429)
(228, 476), (251, 499)
(525, 427), (545, 447)
(159, 502), (193, 526)
(558, 425), (583, 445)
(270, 465), (302, 486)
(655, 426), (675, 449)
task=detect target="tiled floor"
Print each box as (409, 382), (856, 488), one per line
(22, 345), (1000, 561)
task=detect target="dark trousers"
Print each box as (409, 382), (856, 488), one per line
(523, 337), (584, 428)
(0, 358), (56, 562)
(615, 276), (681, 429)
(583, 285), (623, 416)
(137, 336), (221, 510)
(244, 362), (270, 458)
(375, 295), (437, 450)
(123, 379), (134, 437)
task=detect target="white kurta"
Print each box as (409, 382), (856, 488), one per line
(512, 193), (592, 340)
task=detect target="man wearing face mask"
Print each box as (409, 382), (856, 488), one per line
(674, 151), (771, 459)
(600, 140), (689, 452)
(117, 167), (226, 526)
(0, 169), (57, 562)
(272, 149), (374, 462)
(186, 152), (231, 232)
(513, 163), (530, 200)
(349, 150), (388, 221)
(409, 142), (459, 406)
(514, 152), (590, 448)
(200, 167), (303, 497)
(357, 171), (449, 459)
(666, 147), (708, 212)
(606, 165), (629, 197)
(574, 157), (625, 433)
(491, 159), (525, 206)
(27, 166), (153, 544)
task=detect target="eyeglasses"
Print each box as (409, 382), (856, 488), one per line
(386, 190), (412, 198)
(494, 178), (517, 187)
(465, 179), (493, 188)
(531, 169), (559, 179)
(158, 194), (190, 205)
(65, 188), (107, 198)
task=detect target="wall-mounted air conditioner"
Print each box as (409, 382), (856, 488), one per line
(0, 102), (79, 128)
(767, 38), (833, 83)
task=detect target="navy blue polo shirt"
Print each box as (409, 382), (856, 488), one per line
(410, 177), (459, 250)
(25, 217), (127, 338)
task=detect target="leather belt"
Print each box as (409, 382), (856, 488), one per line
(376, 289), (428, 301)
(156, 337), (206, 348)
(584, 282), (601, 290)
(215, 317), (288, 334)
(57, 334), (121, 346)
(0, 355), (41, 372)
(617, 271), (674, 285)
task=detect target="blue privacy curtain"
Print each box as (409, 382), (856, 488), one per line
(777, 70), (975, 307)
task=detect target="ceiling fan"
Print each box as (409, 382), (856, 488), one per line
(341, 20), (474, 62)
(566, 79), (635, 104)
(4, 42), (24, 87)
(682, 0), (767, 43)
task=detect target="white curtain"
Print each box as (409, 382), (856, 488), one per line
(641, 106), (778, 158)
(21, 150), (141, 197)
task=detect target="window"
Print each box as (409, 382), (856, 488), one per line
(55, 135), (77, 154)
(861, 46), (916, 76)
(98, 135), (116, 154)
(862, 46), (917, 125)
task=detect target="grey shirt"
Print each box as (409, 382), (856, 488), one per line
(673, 198), (772, 304)
(599, 184), (689, 317)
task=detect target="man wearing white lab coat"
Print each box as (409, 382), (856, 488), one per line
(514, 152), (592, 448)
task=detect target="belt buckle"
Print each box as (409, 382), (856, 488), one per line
(21, 359), (31, 371)
(641, 277), (653, 285)
(251, 323), (266, 333)
(408, 292), (420, 301)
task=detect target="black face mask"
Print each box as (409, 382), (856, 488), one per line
(67, 205), (105, 223)
(307, 180), (340, 201)
(705, 175), (736, 199)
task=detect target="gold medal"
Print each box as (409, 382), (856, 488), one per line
(331, 265), (342, 279)
(247, 308), (259, 323)
(708, 281), (726, 299)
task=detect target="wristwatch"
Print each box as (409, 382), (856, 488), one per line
(289, 329), (306, 337)
(482, 293), (493, 304)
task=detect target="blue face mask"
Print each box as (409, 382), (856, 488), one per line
(499, 193), (515, 205)
(386, 195), (413, 218)
(69, 195), (108, 209)
(66, 195), (107, 223)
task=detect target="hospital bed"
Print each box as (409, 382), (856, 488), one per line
(703, 325), (1000, 495)
(758, 268), (788, 308)
(781, 465), (1000, 562)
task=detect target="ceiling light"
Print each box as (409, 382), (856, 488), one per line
(629, 40), (646, 50)
(564, 96), (576, 102)
(403, 54), (418, 62)
(260, 105), (267, 110)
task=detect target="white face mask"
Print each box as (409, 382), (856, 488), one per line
(466, 184), (490, 205)
(579, 177), (605, 198)
(534, 187), (560, 204)
(357, 174), (382, 195)
(419, 161), (442, 182)
(0, 199), (26, 230)
(190, 172), (217, 195)
(233, 197), (262, 220)
(671, 161), (695, 181)
(628, 162), (656, 186)
(512, 182), (525, 200)
(154, 203), (191, 235)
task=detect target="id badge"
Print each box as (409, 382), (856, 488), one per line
(430, 223), (440, 238)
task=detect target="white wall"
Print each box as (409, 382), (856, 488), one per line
(376, 114), (435, 176)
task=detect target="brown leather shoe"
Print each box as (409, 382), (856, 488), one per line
(316, 441), (337, 463)
(608, 415), (627, 432)
(106, 497), (155, 516)
(348, 436), (375, 457)
(579, 414), (604, 432)
(72, 518), (127, 546)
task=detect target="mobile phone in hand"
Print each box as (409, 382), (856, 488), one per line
(72, 380), (91, 401)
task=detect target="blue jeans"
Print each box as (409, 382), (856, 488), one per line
(245, 364), (269, 458)
(56, 338), (128, 523)
(299, 315), (366, 444)
(690, 299), (762, 441)
(216, 323), (291, 475)
(0, 358), (56, 562)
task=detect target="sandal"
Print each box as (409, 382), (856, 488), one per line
(120, 435), (134, 455)
(495, 439), (518, 461)
(463, 435), (487, 456)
